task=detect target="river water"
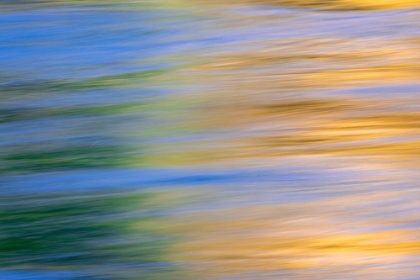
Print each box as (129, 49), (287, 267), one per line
(1, 1), (420, 279)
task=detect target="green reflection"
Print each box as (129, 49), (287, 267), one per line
(50, 68), (178, 92)
(0, 103), (147, 123)
(0, 191), (181, 279)
(0, 66), (183, 95)
(0, 145), (135, 174)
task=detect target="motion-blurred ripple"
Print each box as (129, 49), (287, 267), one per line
(1, 1), (420, 279)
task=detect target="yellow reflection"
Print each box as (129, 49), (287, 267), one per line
(137, 32), (420, 166)
(259, 0), (420, 10)
(158, 0), (420, 10)
(166, 192), (420, 277)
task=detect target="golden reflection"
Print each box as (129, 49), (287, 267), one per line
(158, 0), (420, 10)
(166, 190), (420, 277)
(139, 104), (420, 165)
(259, 0), (420, 10)
(191, 41), (420, 91)
(136, 31), (420, 166)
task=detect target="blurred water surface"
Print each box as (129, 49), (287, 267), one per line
(1, 1), (420, 279)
